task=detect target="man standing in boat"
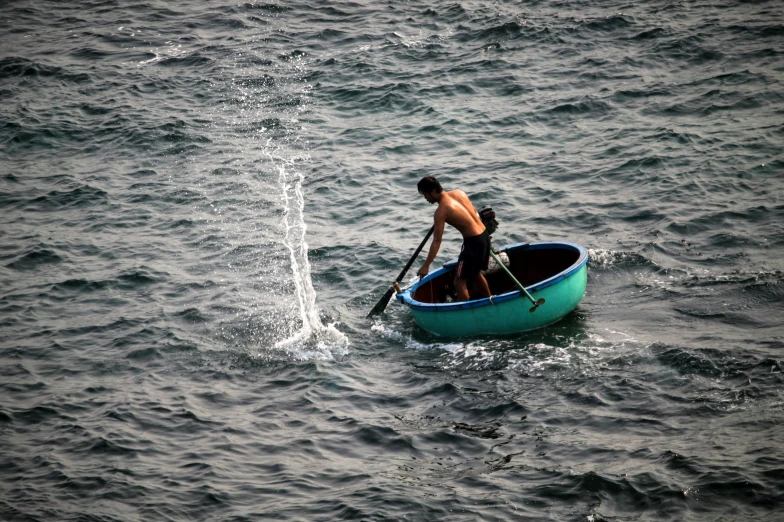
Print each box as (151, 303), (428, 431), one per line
(416, 176), (492, 302)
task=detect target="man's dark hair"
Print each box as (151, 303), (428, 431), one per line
(417, 176), (443, 195)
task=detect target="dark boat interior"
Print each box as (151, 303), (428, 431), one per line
(412, 245), (580, 304)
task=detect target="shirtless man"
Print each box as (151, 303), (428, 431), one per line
(416, 176), (492, 302)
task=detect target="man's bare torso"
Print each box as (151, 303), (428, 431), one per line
(436, 189), (486, 238)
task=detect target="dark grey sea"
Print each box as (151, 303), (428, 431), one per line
(1, 1), (783, 520)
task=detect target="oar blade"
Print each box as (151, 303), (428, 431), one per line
(368, 286), (396, 317)
(366, 225), (435, 317)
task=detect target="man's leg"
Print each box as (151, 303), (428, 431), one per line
(473, 273), (491, 298)
(454, 277), (470, 301)
(454, 274), (490, 301)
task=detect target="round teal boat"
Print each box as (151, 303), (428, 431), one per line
(396, 242), (588, 337)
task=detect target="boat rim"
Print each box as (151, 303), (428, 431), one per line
(396, 241), (589, 312)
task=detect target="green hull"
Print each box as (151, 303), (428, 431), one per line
(396, 242), (589, 337)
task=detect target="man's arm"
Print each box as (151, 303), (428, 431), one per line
(417, 210), (446, 277)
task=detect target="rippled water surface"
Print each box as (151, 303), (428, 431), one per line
(1, 1), (783, 520)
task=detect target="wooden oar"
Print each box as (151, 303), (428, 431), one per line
(489, 249), (545, 313)
(368, 226), (435, 317)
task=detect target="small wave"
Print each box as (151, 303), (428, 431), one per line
(457, 22), (524, 43)
(654, 344), (726, 379)
(421, 4), (467, 22)
(244, 3), (290, 13)
(158, 52), (213, 68)
(51, 278), (110, 293)
(660, 93), (763, 117)
(174, 308), (207, 323)
(649, 127), (698, 145)
(544, 99), (612, 116)
(69, 47), (113, 60)
(49, 269), (164, 294)
(666, 206), (773, 236)
(0, 56), (90, 83)
(629, 27), (669, 41)
(758, 24), (784, 37)
(5, 125), (64, 152)
(55, 16), (87, 25)
(651, 35), (724, 63)
(9, 405), (62, 425)
(605, 156), (665, 178)
(582, 14), (635, 33)
(129, 169), (158, 178)
(649, 344), (784, 403)
(125, 346), (162, 361)
(117, 270), (160, 288)
(34, 185), (109, 210)
(727, 23), (784, 39)
(612, 86), (671, 100)
(84, 437), (137, 457)
(6, 249), (63, 271)
(79, 103), (113, 116)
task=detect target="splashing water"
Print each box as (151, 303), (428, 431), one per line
(202, 21), (348, 359)
(273, 155), (348, 358)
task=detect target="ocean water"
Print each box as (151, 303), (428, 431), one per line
(1, 1), (783, 520)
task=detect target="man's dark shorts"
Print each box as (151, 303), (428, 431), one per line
(456, 230), (490, 279)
